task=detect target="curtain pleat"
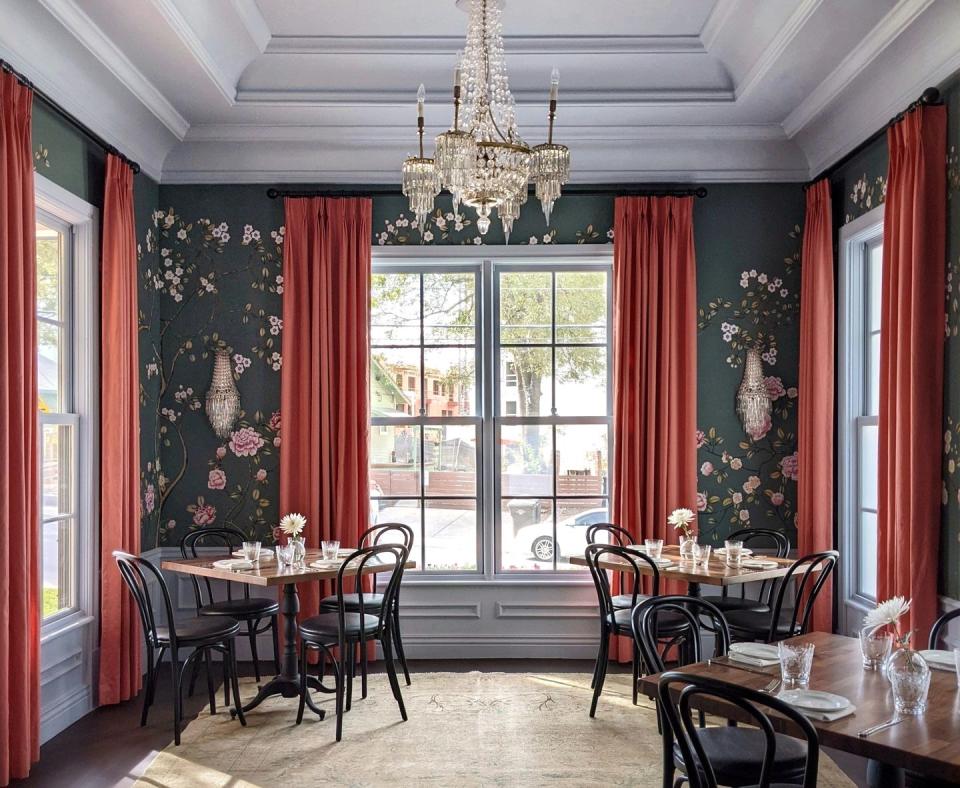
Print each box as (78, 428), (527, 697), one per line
(877, 105), (947, 643)
(98, 154), (142, 705)
(279, 197), (371, 621)
(611, 196), (698, 660)
(0, 69), (40, 784)
(798, 178), (835, 632)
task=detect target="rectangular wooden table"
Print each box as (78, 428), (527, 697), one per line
(638, 631), (960, 785)
(162, 550), (415, 716)
(568, 544), (804, 594)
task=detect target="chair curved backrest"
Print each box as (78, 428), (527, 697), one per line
(658, 671), (820, 788)
(359, 522), (414, 595)
(722, 528), (791, 604)
(929, 607), (960, 650)
(114, 550), (177, 651)
(585, 543), (660, 621)
(180, 526), (250, 609)
(585, 523), (636, 548)
(334, 543), (409, 648)
(632, 596), (731, 674)
(767, 550), (839, 642)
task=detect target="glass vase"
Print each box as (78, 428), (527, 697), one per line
(859, 626), (893, 670)
(884, 646), (931, 715)
(679, 535), (698, 563)
(290, 536), (306, 565)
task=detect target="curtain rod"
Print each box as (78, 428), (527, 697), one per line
(266, 185), (708, 199)
(1, 59), (141, 175)
(804, 86), (942, 190)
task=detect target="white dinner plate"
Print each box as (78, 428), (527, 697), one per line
(778, 690), (850, 712)
(740, 559), (779, 569)
(212, 559), (254, 571)
(714, 547), (753, 556)
(309, 559), (342, 569)
(232, 550), (274, 561)
(730, 642), (780, 660)
(919, 649), (957, 670)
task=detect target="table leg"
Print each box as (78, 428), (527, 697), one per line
(231, 581), (332, 719)
(866, 759), (904, 788)
(687, 582), (702, 598)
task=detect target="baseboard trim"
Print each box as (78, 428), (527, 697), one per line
(40, 684), (93, 744)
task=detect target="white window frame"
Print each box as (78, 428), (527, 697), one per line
(34, 174), (100, 682)
(372, 244), (612, 586)
(837, 203), (883, 635)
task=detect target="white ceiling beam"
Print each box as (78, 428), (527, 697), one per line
(232, 0), (271, 52)
(37, 0), (189, 139)
(699, 0), (740, 51)
(782, 0), (936, 138)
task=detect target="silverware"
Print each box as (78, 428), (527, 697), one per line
(858, 717), (904, 738)
(761, 677), (782, 694)
(706, 658), (778, 677)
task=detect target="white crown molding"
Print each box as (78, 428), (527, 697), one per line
(264, 34), (706, 56)
(699, 0), (739, 51)
(36, 0), (189, 140)
(183, 122), (787, 143)
(232, 0), (271, 52)
(235, 87), (737, 106)
(735, 0), (825, 100)
(782, 0), (936, 138)
(148, 0), (237, 105)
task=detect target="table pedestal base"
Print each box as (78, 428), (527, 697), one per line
(867, 759), (904, 788)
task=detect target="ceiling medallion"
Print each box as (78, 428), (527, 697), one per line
(401, 0), (570, 240)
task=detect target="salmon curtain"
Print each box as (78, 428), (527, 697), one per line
(0, 68), (40, 785)
(279, 197), (371, 621)
(98, 154), (142, 705)
(611, 195), (698, 660)
(797, 178), (834, 632)
(877, 104), (947, 644)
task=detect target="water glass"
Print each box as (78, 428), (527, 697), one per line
(724, 540), (744, 568)
(644, 538), (663, 560)
(694, 543), (712, 567)
(859, 627), (892, 670)
(276, 543), (295, 566)
(242, 541), (262, 562)
(322, 540), (341, 561)
(679, 535), (698, 563)
(778, 641), (815, 689)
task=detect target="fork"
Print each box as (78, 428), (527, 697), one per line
(760, 677), (782, 694)
(858, 717), (904, 738)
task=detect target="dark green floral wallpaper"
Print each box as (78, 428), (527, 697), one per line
(828, 72), (960, 599)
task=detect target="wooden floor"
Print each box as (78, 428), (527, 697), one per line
(13, 660), (867, 787)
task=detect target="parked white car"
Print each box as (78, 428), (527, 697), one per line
(513, 507), (610, 562)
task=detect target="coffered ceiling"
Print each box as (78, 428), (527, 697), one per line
(1, 0), (958, 183)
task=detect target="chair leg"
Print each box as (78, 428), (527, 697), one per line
(170, 651), (182, 746)
(204, 647), (217, 715)
(590, 630), (610, 718)
(247, 619), (262, 683)
(187, 648), (202, 698)
(227, 640), (246, 727)
(632, 642), (640, 706)
(381, 631), (407, 721)
(272, 616), (281, 674)
(345, 643), (354, 712)
(360, 638), (368, 700)
(296, 642), (309, 725)
(590, 622), (607, 690)
(335, 645), (346, 742)
(392, 606), (411, 686)
(141, 646), (156, 727)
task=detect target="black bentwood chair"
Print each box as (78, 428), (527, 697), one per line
(657, 671), (820, 788)
(712, 528), (790, 615)
(586, 524), (638, 610)
(585, 543), (689, 716)
(929, 607), (960, 649)
(725, 550), (839, 644)
(633, 597), (809, 788)
(180, 527), (280, 693)
(296, 543), (409, 741)
(113, 551), (246, 745)
(319, 522), (414, 695)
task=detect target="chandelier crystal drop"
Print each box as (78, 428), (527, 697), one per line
(401, 0), (570, 237)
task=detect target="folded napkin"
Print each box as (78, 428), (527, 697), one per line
(741, 559), (779, 569)
(232, 550), (274, 561)
(919, 650), (957, 671)
(309, 559), (341, 569)
(213, 559), (254, 571)
(795, 704), (856, 722)
(728, 652), (780, 668)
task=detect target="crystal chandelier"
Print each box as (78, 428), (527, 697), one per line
(401, 0), (570, 240)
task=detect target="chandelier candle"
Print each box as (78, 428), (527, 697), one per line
(404, 0), (570, 239)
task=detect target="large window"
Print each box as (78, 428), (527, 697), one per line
(369, 257), (611, 575)
(37, 214), (79, 619)
(839, 206), (883, 627)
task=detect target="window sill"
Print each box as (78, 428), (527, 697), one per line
(403, 575), (594, 587)
(41, 611), (95, 644)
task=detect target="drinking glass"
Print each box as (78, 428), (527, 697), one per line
(644, 538), (663, 560)
(694, 543), (712, 567)
(679, 535), (698, 563)
(242, 541), (262, 562)
(276, 544), (295, 566)
(778, 641), (815, 689)
(322, 540), (341, 561)
(724, 540), (744, 568)
(887, 649), (931, 715)
(859, 627), (892, 670)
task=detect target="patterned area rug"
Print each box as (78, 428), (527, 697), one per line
(136, 672), (855, 787)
